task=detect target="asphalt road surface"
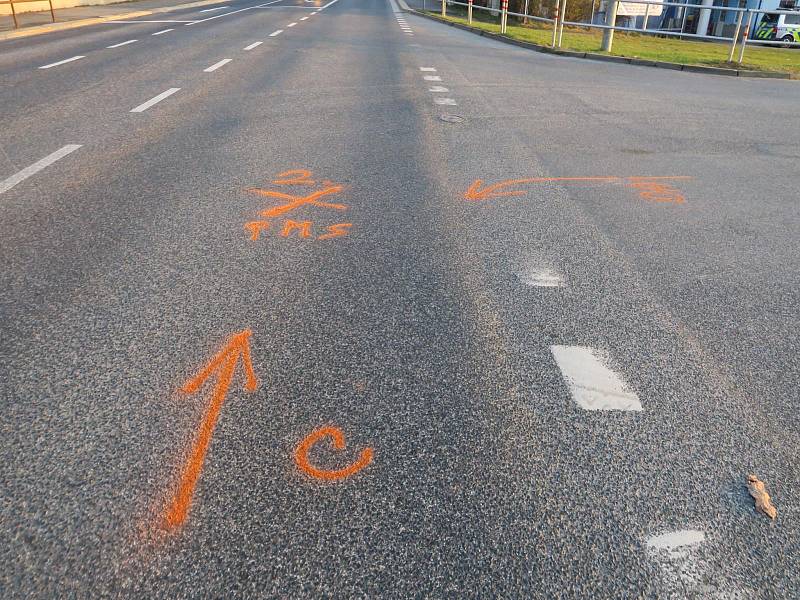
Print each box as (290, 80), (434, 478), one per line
(1, 0), (798, 597)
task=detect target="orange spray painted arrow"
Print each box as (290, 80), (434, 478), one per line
(464, 177), (623, 201)
(165, 329), (257, 529)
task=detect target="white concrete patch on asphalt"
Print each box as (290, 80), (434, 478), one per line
(151, 28), (174, 35)
(130, 87), (180, 113)
(428, 86), (449, 92)
(423, 75), (442, 81)
(0, 145), (82, 196)
(287, 22), (297, 27)
(106, 39), (137, 48)
(244, 41), (263, 50)
(204, 59), (232, 72)
(434, 97), (456, 105)
(269, 29), (283, 36)
(550, 346), (642, 411)
(519, 267), (565, 287)
(38, 55), (85, 69)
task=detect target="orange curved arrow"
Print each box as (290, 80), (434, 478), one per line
(165, 329), (258, 529)
(295, 426), (373, 481)
(464, 177), (622, 201)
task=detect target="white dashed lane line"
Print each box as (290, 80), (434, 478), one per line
(287, 22), (297, 27)
(550, 345), (642, 411)
(130, 87), (180, 113)
(300, 16), (309, 20)
(244, 41), (263, 50)
(151, 28), (173, 35)
(39, 56), (85, 69)
(204, 58), (232, 72)
(199, 5), (228, 11)
(0, 145), (82, 196)
(428, 86), (449, 92)
(423, 75), (442, 81)
(419, 67), (436, 71)
(269, 29), (283, 36)
(106, 39), (137, 48)
(434, 97), (457, 105)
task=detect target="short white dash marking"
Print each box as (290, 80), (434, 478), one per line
(0, 144), (82, 196)
(300, 16), (308, 20)
(244, 41), (263, 50)
(269, 29), (283, 36)
(130, 87), (180, 113)
(519, 267), (565, 287)
(39, 55), (85, 69)
(550, 345), (642, 411)
(204, 58), (232, 72)
(428, 85), (449, 92)
(434, 97), (456, 105)
(106, 39), (137, 48)
(419, 67), (437, 71)
(151, 28), (174, 35)
(423, 75), (442, 81)
(287, 21), (297, 26)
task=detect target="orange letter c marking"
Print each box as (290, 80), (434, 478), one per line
(295, 426), (373, 481)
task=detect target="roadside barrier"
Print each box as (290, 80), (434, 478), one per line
(438, 0), (800, 64)
(1, 0), (56, 29)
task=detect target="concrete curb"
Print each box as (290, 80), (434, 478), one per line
(0, 0), (229, 41)
(409, 10), (793, 80)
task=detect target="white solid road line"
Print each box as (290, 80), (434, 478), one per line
(199, 5), (228, 11)
(318, 0), (339, 10)
(188, 0), (282, 24)
(428, 86), (449, 92)
(244, 41), (263, 50)
(38, 55), (85, 69)
(151, 28), (174, 35)
(269, 29), (283, 36)
(550, 345), (642, 411)
(423, 75), (442, 81)
(434, 98), (457, 105)
(130, 87), (180, 113)
(0, 145), (82, 196)
(109, 19), (193, 23)
(204, 58), (232, 72)
(106, 39), (137, 48)
(287, 22), (297, 27)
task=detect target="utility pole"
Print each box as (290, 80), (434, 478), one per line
(601, 0), (619, 51)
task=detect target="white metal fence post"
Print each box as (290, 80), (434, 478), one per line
(500, 0), (508, 32)
(602, 0), (618, 51)
(738, 10), (754, 63)
(557, 0), (567, 46)
(468, 0), (473, 23)
(642, 2), (650, 30)
(441, 0), (446, 17)
(552, 0), (560, 46)
(728, 9), (744, 62)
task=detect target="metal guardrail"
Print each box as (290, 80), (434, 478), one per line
(1, 0), (57, 29)
(438, 0), (800, 65)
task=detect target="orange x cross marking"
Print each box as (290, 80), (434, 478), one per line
(248, 186), (347, 218)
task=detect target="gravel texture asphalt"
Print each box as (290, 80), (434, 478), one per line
(1, 0), (798, 597)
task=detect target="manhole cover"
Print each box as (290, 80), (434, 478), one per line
(439, 114), (464, 123)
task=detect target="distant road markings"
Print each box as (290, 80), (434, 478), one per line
(38, 55), (85, 69)
(244, 41), (263, 50)
(434, 98), (457, 105)
(420, 67), (436, 71)
(0, 144), (81, 196)
(204, 58), (232, 72)
(287, 22), (297, 27)
(550, 346), (642, 411)
(199, 5), (228, 11)
(269, 29), (283, 36)
(423, 75), (442, 81)
(106, 39), (137, 48)
(429, 86), (449, 92)
(109, 19), (193, 23)
(130, 87), (180, 113)
(151, 28), (174, 35)
(187, 1), (281, 26)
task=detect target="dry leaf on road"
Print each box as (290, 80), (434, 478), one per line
(747, 475), (777, 519)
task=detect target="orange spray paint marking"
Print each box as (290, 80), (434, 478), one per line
(295, 426), (373, 481)
(164, 330), (258, 529)
(250, 186), (347, 218)
(318, 223), (352, 240)
(272, 169), (316, 186)
(281, 220), (312, 238)
(244, 220), (270, 240)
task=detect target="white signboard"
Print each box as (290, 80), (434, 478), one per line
(616, 1), (663, 16)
